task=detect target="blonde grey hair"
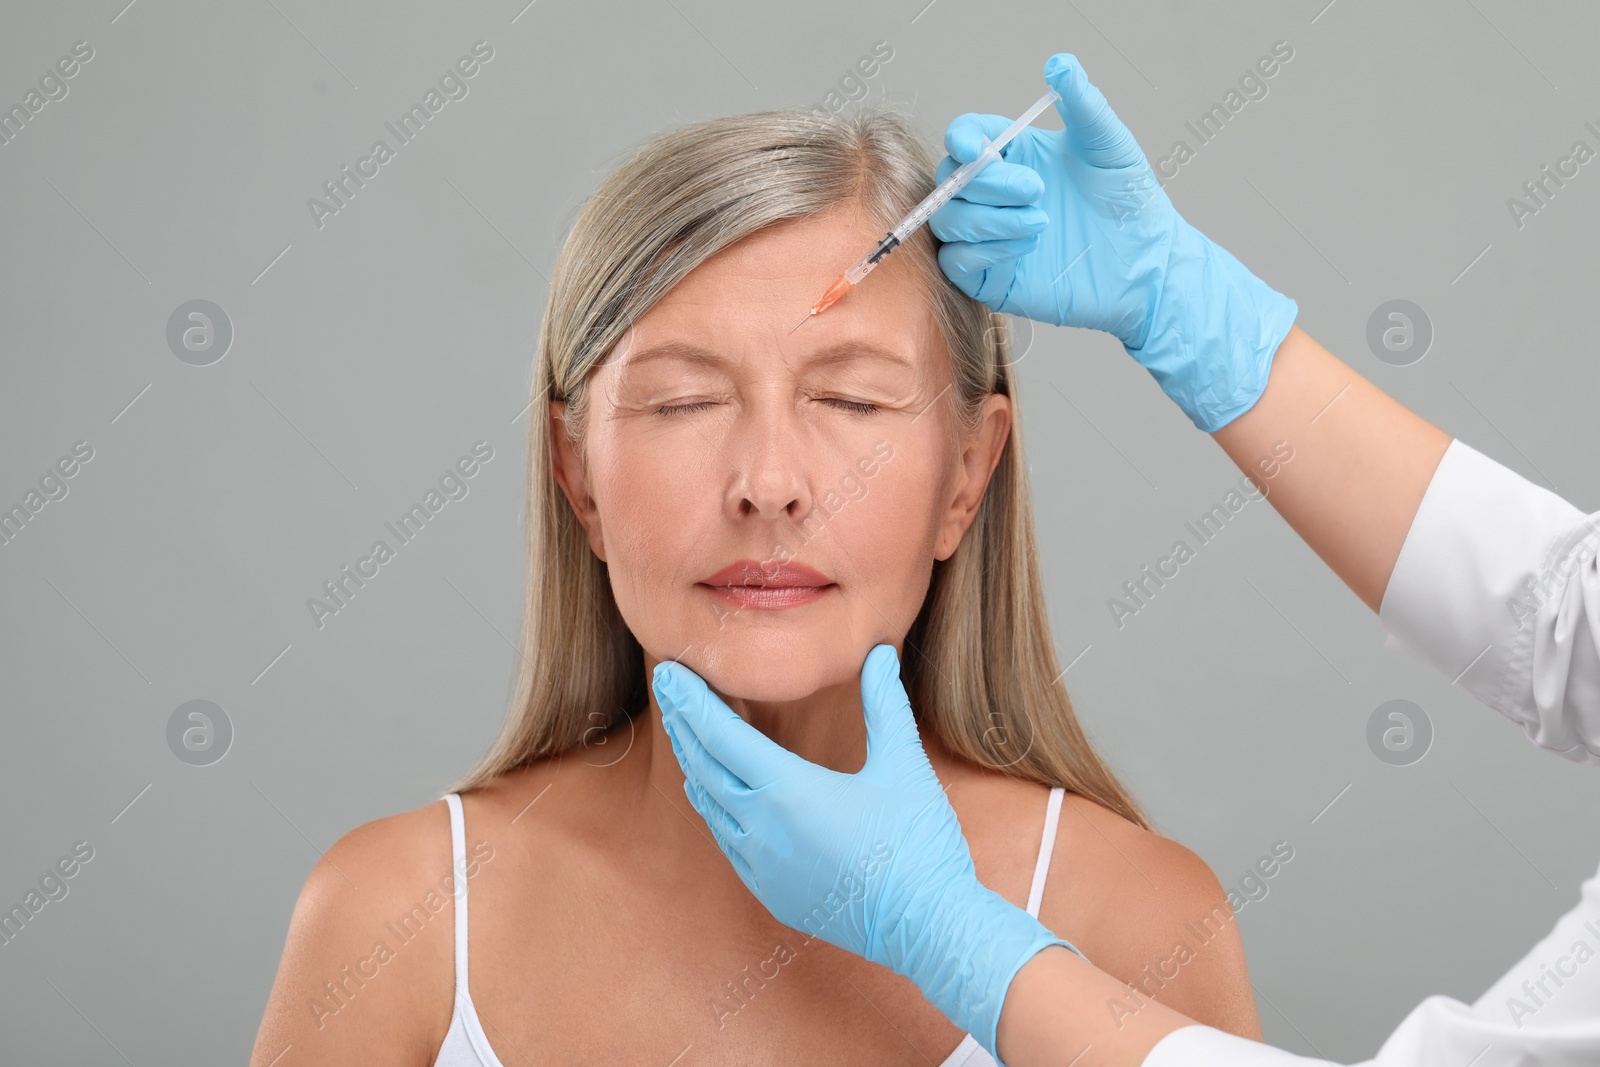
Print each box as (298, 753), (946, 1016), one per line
(443, 102), (1147, 829)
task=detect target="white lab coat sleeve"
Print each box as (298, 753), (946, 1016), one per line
(1377, 437), (1600, 765)
(1140, 857), (1600, 1067)
(1140, 1025), (1341, 1066)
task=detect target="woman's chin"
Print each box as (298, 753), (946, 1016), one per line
(667, 635), (855, 706)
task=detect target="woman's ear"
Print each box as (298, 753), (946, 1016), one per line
(934, 392), (1012, 561)
(549, 400), (607, 562)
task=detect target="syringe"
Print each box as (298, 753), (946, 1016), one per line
(789, 85), (1062, 334)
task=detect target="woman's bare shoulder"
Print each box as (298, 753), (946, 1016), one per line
(1048, 794), (1228, 914)
(1037, 793), (1263, 1039)
(249, 796), (460, 1065)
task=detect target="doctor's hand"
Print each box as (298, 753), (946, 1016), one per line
(929, 52), (1299, 432)
(651, 643), (1078, 1061)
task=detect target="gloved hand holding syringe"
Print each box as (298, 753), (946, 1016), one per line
(789, 85), (1062, 334)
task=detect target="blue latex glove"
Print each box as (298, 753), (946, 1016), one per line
(652, 644), (1083, 1063)
(929, 52), (1299, 433)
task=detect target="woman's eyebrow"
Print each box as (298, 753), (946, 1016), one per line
(620, 338), (914, 372)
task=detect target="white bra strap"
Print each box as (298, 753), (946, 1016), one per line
(442, 793), (470, 994)
(1025, 786), (1065, 917)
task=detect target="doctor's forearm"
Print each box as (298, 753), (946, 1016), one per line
(994, 945), (1194, 1067)
(1209, 324), (1452, 613)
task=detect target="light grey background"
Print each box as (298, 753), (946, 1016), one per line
(3, 0), (1597, 1062)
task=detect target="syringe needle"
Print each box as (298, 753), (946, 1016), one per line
(790, 273), (856, 335)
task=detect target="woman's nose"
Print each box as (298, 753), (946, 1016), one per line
(723, 405), (814, 520)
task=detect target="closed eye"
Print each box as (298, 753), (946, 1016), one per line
(653, 398), (879, 416)
(820, 397), (879, 415)
(653, 400), (717, 417)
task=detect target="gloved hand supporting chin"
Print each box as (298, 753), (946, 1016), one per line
(653, 644), (1084, 1062)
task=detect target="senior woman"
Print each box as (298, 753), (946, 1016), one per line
(249, 104), (1259, 1067)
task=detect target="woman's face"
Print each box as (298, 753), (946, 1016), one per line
(550, 199), (1011, 705)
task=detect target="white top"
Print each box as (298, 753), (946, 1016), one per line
(1148, 438), (1600, 1067)
(432, 784), (1071, 1067)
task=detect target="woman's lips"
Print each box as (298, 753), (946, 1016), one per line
(699, 560), (833, 586)
(697, 559), (835, 610)
(699, 583), (833, 610)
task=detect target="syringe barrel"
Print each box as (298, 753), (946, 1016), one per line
(894, 152), (995, 240)
(837, 88), (1059, 287)
(891, 86), (1058, 243)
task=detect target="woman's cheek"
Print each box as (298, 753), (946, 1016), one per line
(860, 436), (944, 541)
(593, 427), (701, 530)
(838, 459), (941, 609)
